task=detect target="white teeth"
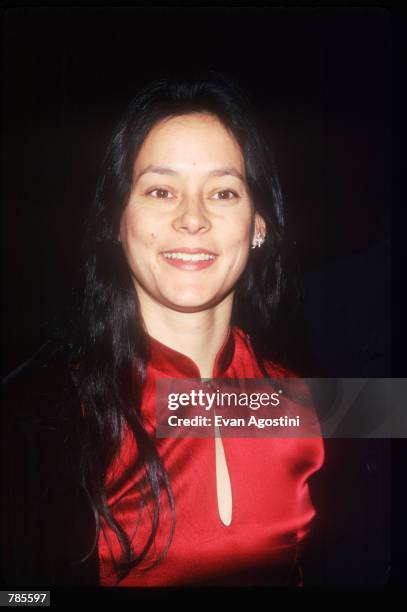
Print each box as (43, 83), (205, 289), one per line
(162, 252), (216, 262)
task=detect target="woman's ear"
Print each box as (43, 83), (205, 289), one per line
(255, 214), (266, 240)
(251, 214), (266, 248)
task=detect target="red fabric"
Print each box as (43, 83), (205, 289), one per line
(98, 326), (325, 586)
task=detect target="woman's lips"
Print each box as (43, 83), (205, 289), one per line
(160, 250), (218, 271)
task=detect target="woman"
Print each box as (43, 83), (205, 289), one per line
(2, 69), (324, 588)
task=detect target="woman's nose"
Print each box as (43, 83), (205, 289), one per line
(172, 195), (211, 233)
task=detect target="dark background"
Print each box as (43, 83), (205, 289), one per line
(2, 6), (391, 374)
(2, 6), (400, 587)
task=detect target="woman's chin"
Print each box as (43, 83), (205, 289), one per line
(162, 292), (221, 312)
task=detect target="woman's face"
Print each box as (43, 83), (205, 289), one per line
(119, 112), (265, 313)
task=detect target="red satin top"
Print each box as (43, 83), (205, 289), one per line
(98, 325), (325, 586)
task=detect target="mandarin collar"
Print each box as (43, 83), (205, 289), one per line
(146, 325), (236, 378)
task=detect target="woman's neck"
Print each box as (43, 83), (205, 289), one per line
(138, 290), (234, 379)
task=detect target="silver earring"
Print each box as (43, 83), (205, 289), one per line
(251, 233), (264, 249)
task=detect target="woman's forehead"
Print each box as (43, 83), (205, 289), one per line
(133, 113), (245, 177)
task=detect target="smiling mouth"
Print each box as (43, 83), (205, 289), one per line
(159, 250), (218, 270)
(162, 252), (216, 262)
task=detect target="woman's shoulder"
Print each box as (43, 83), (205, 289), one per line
(262, 358), (298, 379)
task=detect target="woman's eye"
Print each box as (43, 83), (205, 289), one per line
(147, 188), (174, 199)
(146, 188), (238, 201)
(212, 190), (238, 200)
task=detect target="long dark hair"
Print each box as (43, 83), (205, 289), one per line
(52, 69), (298, 583)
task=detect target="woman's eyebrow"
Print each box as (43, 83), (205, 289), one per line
(135, 165), (245, 183)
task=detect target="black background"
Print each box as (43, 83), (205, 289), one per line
(2, 5), (402, 590)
